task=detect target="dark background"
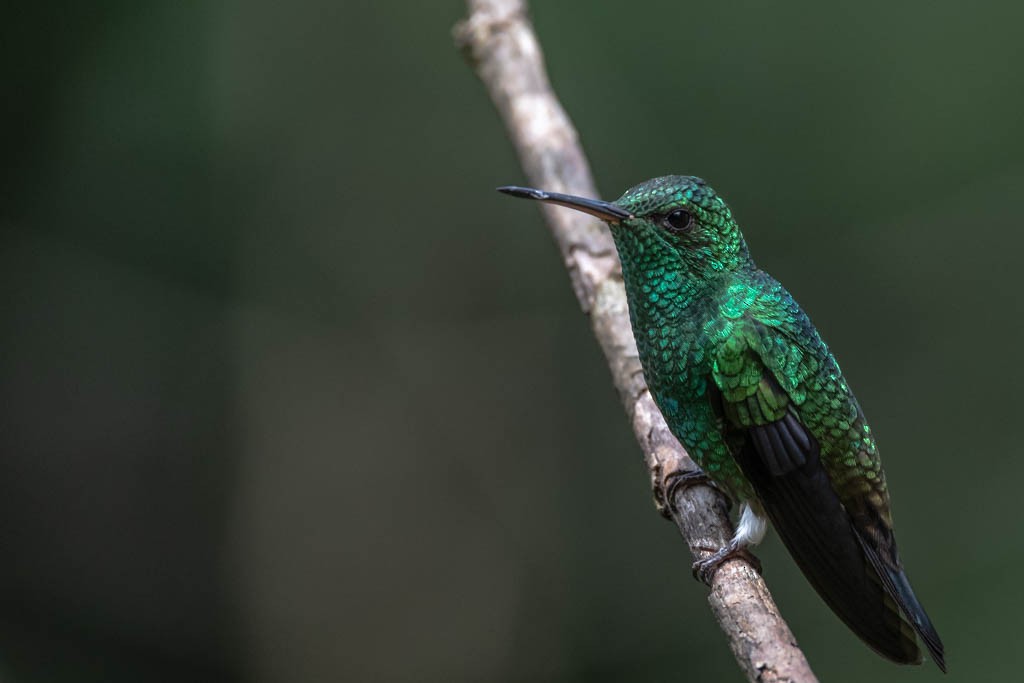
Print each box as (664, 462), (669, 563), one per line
(3, 1), (1020, 681)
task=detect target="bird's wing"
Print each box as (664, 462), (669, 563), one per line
(711, 318), (944, 670)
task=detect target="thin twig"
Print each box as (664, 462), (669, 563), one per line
(454, 1), (818, 681)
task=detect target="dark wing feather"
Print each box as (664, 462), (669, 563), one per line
(730, 410), (924, 665)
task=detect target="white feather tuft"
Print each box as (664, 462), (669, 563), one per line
(733, 501), (768, 547)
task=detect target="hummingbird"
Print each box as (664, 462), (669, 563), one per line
(498, 176), (945, 671)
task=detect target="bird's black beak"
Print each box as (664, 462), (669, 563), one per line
(497, 186), (632, 224)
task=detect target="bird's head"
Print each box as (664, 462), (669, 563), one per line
(499, 175), (749, 284)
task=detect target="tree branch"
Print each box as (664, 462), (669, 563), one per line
(454, 1), (818, 681)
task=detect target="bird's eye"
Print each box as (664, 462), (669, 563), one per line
(664, 208), (694, 234)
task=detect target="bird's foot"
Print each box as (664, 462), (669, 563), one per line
(660, 468), (712, 515)
(692, 541), (762, 586)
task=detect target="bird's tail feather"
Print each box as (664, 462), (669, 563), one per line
(859, 539), (946, 672)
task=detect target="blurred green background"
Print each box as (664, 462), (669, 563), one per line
(2, 1), (1020, 681)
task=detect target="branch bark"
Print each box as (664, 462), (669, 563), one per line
(455, 2), (818, 681)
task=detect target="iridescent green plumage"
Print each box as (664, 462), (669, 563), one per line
(611, 177), (885, 510)
(499, 176), (945, 671)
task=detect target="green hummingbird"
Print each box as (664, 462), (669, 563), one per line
(498, 176), (945, 671)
